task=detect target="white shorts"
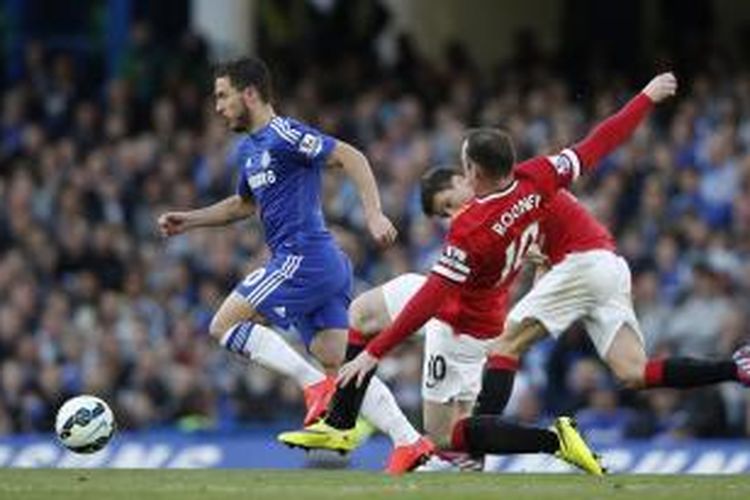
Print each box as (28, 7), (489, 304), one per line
(382, 273), (492, 403)
(507, 250), (643, 357)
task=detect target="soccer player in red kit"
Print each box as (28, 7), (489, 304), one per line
(282, 73), (677, 474)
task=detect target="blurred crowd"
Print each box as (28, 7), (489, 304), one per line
(1, 21), (750, 445)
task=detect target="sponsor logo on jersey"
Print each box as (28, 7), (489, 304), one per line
(247, 170), (277, 189)
(491, 193), (542, 236)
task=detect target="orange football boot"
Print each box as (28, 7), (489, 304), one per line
(385, 436), (436, 475)
(302, 376), (336, 426)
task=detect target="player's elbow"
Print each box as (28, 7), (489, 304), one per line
(234, 196), (255, 219)
(333, 141), (368, 172)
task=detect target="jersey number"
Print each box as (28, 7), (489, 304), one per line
(242, 268), (267, 288)
(425, 354), (447, 388)
(499, 222), (540, 282)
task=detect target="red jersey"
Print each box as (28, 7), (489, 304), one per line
(366, 92), (653, 358)
(431, 150), (581, 339)
(541, 191), (616, 267)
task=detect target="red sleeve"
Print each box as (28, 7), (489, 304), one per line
(573, 92), (654, 169)
(514, 154), (578, 201)
(366, 274), (459, 358)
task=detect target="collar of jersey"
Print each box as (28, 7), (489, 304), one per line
(474, 180), (519, 203)
(249, 115), (281, 139)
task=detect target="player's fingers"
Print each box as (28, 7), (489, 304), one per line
(337, 368), (353, 388)
(356, 369), (367, 388)
(387, 226), (398, 243)
(377, 231), (393, 247)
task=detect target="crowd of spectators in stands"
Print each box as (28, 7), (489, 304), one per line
(1, 20), (749, 444)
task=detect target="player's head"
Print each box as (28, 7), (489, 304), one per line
(213, 57), (273, 132)
(461, 128), (516, 185)
(420, 167), (473, 218)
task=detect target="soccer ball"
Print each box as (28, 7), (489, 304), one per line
(55, 395), (116, 454)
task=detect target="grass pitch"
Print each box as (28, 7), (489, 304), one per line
(1, 470), (748, 500)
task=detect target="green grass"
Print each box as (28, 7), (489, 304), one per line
(0, 470), (749, 500)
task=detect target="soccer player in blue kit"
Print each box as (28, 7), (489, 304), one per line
(158, 59), (430, 462)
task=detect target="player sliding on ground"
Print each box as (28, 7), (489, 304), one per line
(333, 166), (624, 470)
(280, 72), (678, 475)
(158, 58), (437, 467)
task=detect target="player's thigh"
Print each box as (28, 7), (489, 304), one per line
(603, 323), (648, 388)
(422, 321), (487, 408)
(582, 254), (646, 366)
(506, 257), (595, 344)
(376, 273), (426, 327)
(491, 318), (548, 357)
(349, 273), (426, 336)
(209, 292), (266, 340)
(348, 286), (391, 336)
(301, 292), (351, 372)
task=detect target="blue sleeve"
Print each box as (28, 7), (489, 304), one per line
(234, 141), (254, 200)
(236, 167), (253, 199)
(271, 118), (336, 166)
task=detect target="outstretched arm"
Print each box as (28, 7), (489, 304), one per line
(158, 195), (255, 236)
(574, 72), (678, 169)
(327, 140), (398, 247)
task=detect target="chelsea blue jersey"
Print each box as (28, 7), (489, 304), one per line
(236, 116), (337, 254)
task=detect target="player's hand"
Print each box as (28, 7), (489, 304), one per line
(524, 243), (549, 267)
(366, 211), (398, 248)
(642, 72), (678, 103)
(337, 350), (379, 388)
(158, 212), (191, 237)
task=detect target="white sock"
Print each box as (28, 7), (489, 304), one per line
(361, 376), (421, 446)
(220, 322), (325, 387)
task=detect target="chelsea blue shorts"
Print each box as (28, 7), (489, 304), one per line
(233, 248), (352, 347)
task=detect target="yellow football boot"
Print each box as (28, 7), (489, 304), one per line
(553, 417), (605, 476)
(278, 420), (361, 454)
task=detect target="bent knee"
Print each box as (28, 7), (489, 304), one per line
(348, 299), (384, 336)
(610, 362), (647, 389)
(208, 315), (227, 341)
(490, 318), (546, 357)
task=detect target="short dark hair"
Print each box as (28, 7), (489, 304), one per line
(464, 128), (516, 179)
(420, 167), (458, 216)
(214, 57), (273, 102)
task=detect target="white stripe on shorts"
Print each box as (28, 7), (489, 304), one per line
(247, 255), (303, 307)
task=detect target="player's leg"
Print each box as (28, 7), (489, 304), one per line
(423, 401), (462, 449)
(348, 285), (393, 335)
(214, 258), (335, 426)
(309, 328), (347, 375)
(281, 325), (432, 473)
(449, 415), (603, 475)
(316, 319), (423, 450)
(448, 324), (605, 475)
(599, 316), (746, 390)
(281, 275), (434, 472)
(209, 291), (325, 388)
(474, 319), (547, 416)
(578, 254), (749, 389)
(325, 274), (428, 430)
(477, 255), (598, 416)
(421, 319), (487, 447)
